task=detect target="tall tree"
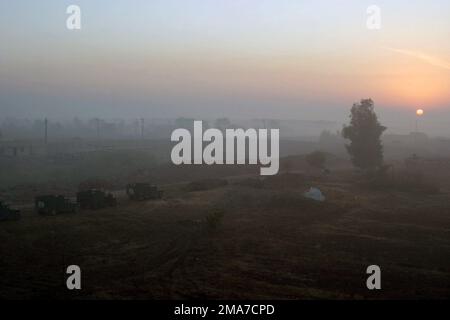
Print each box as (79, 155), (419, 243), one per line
(342, 99), (386, 170)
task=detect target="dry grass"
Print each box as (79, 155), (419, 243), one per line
(362, 168), (440, 194)
(0, 170), (449, 300)
(185, 178), (229, 192)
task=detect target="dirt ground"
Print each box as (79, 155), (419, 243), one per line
(1, 168), (449, 300)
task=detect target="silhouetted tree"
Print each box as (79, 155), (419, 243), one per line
(342, 99), (386, 170)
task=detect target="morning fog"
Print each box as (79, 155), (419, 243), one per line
(171, 121), (279, 175)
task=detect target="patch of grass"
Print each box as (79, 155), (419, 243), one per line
(233, 177), (264, 189)
(263, 173), (308, 189)
(219, 187), (326, 211)
(186, 178), (228, 192)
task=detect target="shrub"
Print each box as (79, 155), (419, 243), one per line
(203, 209), (225, 231)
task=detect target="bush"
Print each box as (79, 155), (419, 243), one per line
(203, 209), (225, 231)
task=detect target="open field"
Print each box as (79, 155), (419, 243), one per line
(1, 164), (449, 299)
(2, 0), (450, 303)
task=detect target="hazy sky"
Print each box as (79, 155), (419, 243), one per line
(1, 0), (449, 133)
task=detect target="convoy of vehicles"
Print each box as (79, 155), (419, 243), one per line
(1, 183), (163, 221)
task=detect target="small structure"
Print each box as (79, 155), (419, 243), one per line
(76, 189), (117, 210)
(0, 202), (21, 221)
(126, 183), (163, 201)
(303, 187), (326, 202)
(35, 195), (78, 215)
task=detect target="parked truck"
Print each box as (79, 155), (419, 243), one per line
(76, 189), (117, 210)
(0, 201), (21, 221)
(35, 195), (78, 215)
(126, 183), (163, 201)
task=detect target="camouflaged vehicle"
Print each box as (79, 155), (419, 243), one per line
(126, 183), (163, 201)
(0, 201), (21, 221)
(35, 195), (78, 215)
(76, 189), (117, 210)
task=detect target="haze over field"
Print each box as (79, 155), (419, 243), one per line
(0, 0), (449, 136)
(1, 1), (450, 301)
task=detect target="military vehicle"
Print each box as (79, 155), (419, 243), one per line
(35, 195), (78, 215)
(126, 183), (163, 201)
(76, 189), (117, 210)
(0, 201), (21, 221)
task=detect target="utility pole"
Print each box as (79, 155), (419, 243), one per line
(95, 118), (100, 139)
(140, 118), (145, 139)
(44, 118), (48, 144)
